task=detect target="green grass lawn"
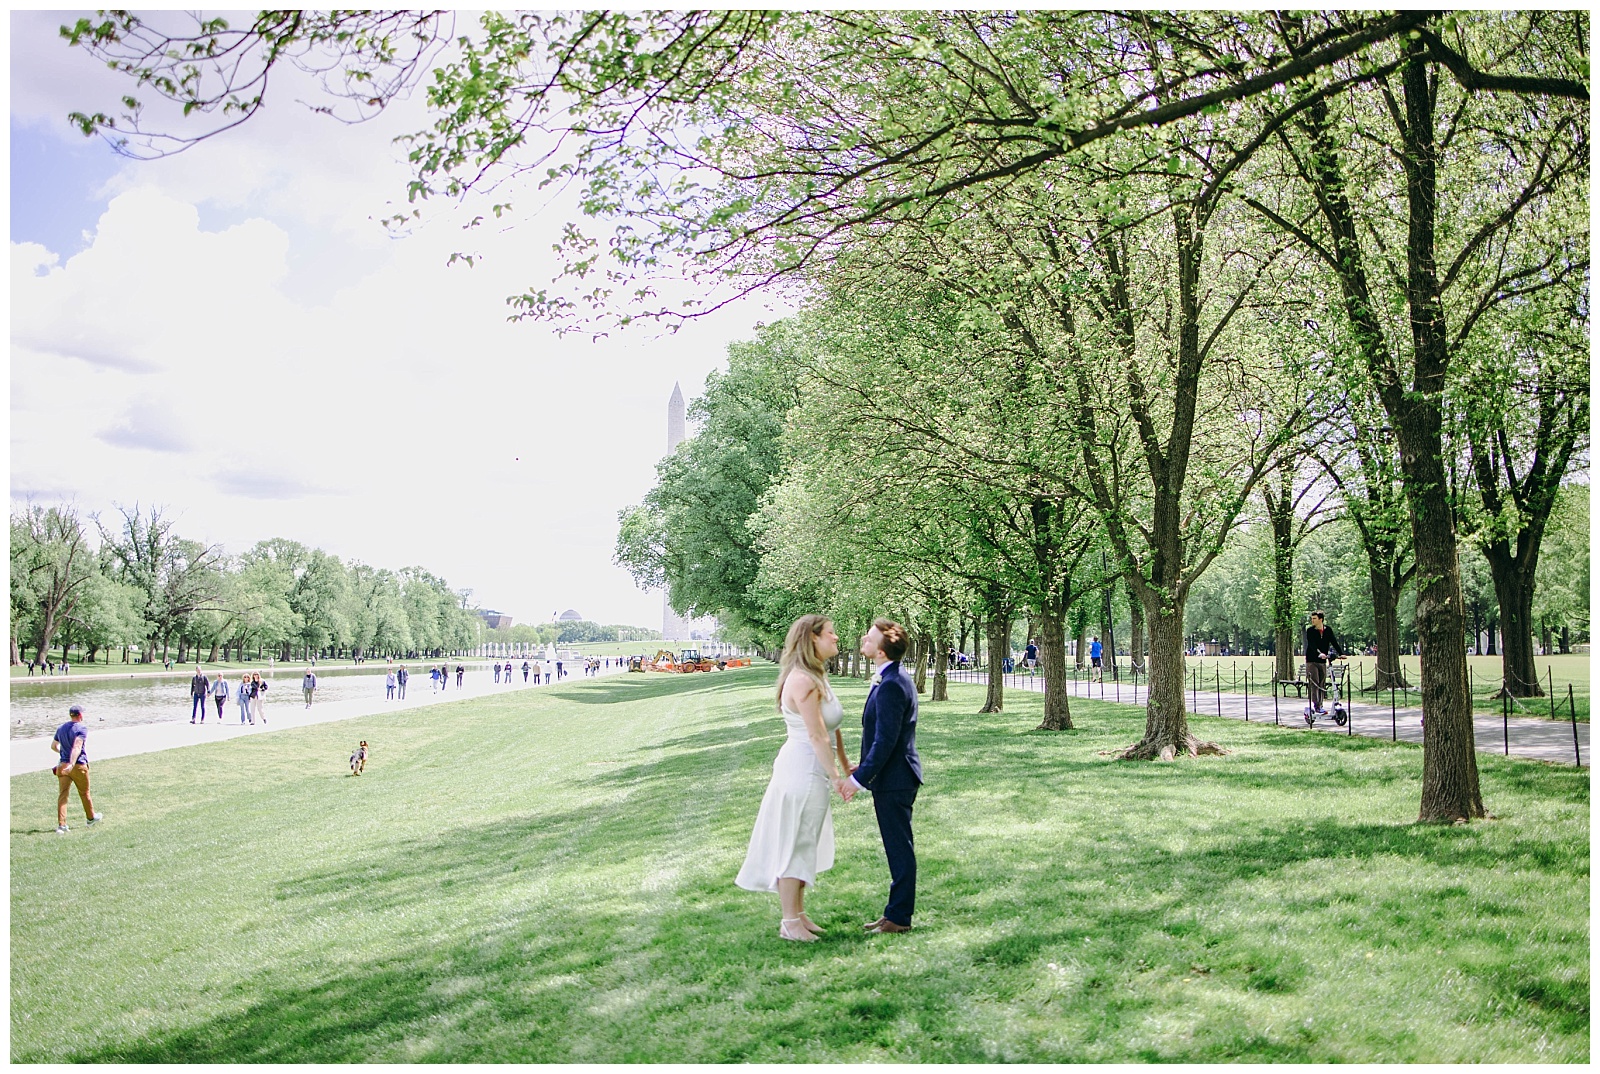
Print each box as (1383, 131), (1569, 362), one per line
(11, 670), (1588, 1061)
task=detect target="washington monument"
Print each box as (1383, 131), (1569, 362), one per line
(663, 382), (715, 641)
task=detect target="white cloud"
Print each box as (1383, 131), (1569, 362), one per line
(10, 13), (793, 629)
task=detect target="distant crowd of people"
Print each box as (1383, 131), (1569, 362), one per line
(42, 651), (649, 834)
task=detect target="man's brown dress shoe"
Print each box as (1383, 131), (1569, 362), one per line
(866, 919), (911, 933)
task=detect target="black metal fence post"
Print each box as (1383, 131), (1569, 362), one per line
(1502, 687), (1509, 756)
(1274, 680), (1279, 725)
(1215, 669), (1222, 718)
(1548, 666), (1556, 720)
(1391, 684), (1396, 741)
(1244, 669), (1249, 721)
(1570, 683), (1581, 767)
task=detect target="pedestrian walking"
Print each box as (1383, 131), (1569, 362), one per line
(51, 704), (101, 834)
(238, 675), (255, 724)
(504, 660), (514, 684)
(211, 674), (230, 721)
(455, 664), (464, 687)
(430, 666), (441, 692)
(252, 672), (268, 724)
(397, 665), (408, 699)
(521, 660), (531, 683)
(385, 670), (396, 700)
(493, 662), (501, 684)
(543, 659), (552, 684)
(556, 659), (564, 680)
(1090, 636), (1103, 682)
(190, 665), (210, 723)
(302, 667), (317, 708)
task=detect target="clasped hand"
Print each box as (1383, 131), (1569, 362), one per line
(833, 776), (858, 803)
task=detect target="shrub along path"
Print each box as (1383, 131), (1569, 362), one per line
(10, 669), (1588, 1062)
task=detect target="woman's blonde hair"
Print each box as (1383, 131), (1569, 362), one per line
(777, 614), (831, 709)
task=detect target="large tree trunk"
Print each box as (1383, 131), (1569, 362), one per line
(1397, 46), (1482, 823)
(1035, 605), (1073, 730)
(208, 640), (219, 663)
(1073, 618), (1087, 669)
(931, 608), (950, 702)
(1119, 600), (1197, 757)
(912, 632), (929, 694)
(10, 635), (20, 666)
(1369, 563), (1411, 690)
(981, 612), (1009, 713)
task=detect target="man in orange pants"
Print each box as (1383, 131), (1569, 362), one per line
(52, 704), (101, 834)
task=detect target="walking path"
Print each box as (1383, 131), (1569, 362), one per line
(947, 669), (1588, 767)
(11, 664), (628, 777)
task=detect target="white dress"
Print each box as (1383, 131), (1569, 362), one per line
(735, 684), (845, 892)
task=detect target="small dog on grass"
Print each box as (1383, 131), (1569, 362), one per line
(350, 741), (368, 775)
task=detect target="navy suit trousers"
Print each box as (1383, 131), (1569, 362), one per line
(872, 785), (918, 926)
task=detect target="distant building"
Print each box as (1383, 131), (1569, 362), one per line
(663, 382), (718, 642)
(478, 609), (513, 630)
(556, 609), (585, 622)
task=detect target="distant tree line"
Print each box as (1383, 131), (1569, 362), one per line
(483, 620), (662, 647)
(10, 503), (486, 665)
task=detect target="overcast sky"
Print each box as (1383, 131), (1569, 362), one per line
(9, 10), (785, 630)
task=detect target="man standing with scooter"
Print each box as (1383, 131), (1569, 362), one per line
(1304, 610), (1343, 716)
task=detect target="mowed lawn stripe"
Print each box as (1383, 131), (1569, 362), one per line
(10, 668), (1589, 1062)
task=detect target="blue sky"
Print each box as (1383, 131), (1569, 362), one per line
(10, 117), (123, 257)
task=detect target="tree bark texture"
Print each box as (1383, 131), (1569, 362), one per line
(1485, 551), (1542, 696)
(1035, 605), (1073, 730)
(1397, 49), (1482, 821)
(1119, 600), (1193, 757)
(912, 632), (929, 694)
(981, 612), (1009, 713)
(1369, 566), (1411, 690)
(1125, 580), (1145, 673)
(932, 608), (950, 702)
(1268, 486), (1297, 684)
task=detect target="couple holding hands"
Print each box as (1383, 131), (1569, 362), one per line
(735, 615), (922, 941)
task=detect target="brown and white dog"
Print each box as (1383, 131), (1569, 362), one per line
(350, 741), (368, 775)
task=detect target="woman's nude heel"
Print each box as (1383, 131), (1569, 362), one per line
(779, 918), (818, 942)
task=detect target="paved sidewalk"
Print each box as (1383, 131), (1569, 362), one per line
(946, 670), (1588, 766)
(11, 665), (627, 777)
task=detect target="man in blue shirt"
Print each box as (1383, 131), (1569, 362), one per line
(1090, 636), (1103, 682)
(51, 704), (101, 834)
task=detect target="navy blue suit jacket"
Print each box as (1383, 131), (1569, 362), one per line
(854, 660), (923, 791)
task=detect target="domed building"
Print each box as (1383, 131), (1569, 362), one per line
(556, 609), (584, 622)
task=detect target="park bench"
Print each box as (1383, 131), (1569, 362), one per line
(1274, 664), (1309, 699)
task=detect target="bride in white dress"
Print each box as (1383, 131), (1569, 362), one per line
(736, 614), (854, 941)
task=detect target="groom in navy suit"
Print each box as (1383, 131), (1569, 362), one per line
(844, 618), (923, 933)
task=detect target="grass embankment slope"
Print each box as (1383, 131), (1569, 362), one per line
(10, 668), (1588, 1062)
